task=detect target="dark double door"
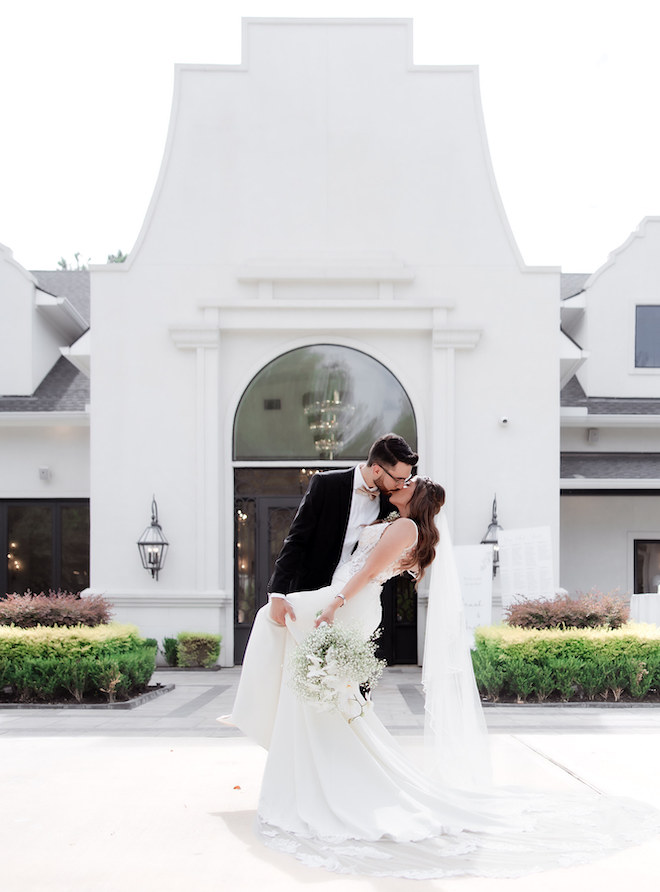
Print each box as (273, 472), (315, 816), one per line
(233, 468), (417, 666)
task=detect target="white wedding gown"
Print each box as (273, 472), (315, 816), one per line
(226, 522), (660, 879)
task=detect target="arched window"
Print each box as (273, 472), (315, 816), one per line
(233, 345), (416, 460)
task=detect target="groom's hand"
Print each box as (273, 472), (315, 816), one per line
(269, 594), (296, 625)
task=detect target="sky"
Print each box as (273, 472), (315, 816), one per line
(1, 0), (659, 273)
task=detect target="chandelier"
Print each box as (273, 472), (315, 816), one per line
(302, 364), (355, 459)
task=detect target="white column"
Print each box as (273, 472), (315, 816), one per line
(419, 319), (481, 664)
(431, 315), (481, 531)
(171, 316), (221, 593)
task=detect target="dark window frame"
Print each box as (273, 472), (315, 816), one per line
(233, 343), (417, 461)
(634, 538), (660, 594)
(635, 305), (660, 368)
(1, 498), (90, 596)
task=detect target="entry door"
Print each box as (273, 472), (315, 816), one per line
(378, 575), (418, 665)
(233, 495), (299, 663)
(233, 467), (417, 665)
(258, 497), (300, 609)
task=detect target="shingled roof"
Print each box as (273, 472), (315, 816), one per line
(31, 270), (90, 326)
(560, 272), (589, 301)
(0, 269), (90, 411)
(0, 357), (89, 413)
(561, 376), (660, 415)
(562, 452), (660, 479)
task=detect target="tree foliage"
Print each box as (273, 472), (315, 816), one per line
(57, 251), (89, 271)
(107, 249), (128, 263)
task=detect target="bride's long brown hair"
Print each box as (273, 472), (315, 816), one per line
(398, 477), (446, 578)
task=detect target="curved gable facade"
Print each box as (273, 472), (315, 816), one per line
(89, 19), (559, 662)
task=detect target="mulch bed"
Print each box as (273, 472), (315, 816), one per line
(481, 690), (660, 706)
(0, 683), (173, 709)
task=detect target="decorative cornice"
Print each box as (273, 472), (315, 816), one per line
(237, 262), (414, 284)
(432, 328), (481, 350)
(560, 479), (660, 490)
(97, 590), (230, 608)
(0, 411), (89, 427)
(561, 414), (660, 428)
(170, 327), (221, 350)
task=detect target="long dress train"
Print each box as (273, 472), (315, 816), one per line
(226, 522), (660, 879)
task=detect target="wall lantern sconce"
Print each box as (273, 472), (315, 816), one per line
(137, 497), (169, 580)
(480, 495), (503, 578)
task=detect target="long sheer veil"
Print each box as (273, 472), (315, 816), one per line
(421, 511), (492, 790)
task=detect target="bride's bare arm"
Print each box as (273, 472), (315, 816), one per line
(314, 518), (417, 627)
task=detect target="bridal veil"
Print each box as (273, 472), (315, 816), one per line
(421, 511), (492, 789)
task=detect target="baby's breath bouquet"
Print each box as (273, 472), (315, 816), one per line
(289, 623), (385, 719)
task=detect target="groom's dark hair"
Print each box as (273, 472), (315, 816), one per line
(367, 433), (418, 469)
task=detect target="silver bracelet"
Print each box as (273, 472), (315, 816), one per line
(334, 592), (346, 606)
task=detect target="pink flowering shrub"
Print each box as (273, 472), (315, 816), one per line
(504, 591), (629, 630)
(0, 590), (112, 628)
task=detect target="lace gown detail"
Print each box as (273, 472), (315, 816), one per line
(226, 522), (660, 879)
(336, 521), (417, 585)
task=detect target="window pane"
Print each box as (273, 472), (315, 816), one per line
(7, 505), (52, 594)
(234, 467), (325, 497)
(635, 540), (660, 593)
(234, 345), (416, 460)
(395, 575), (417, 624)
(635, 307), (660, 368)
(235, 498), (256, 624)
(61, 504), (90, 592)
(268, 503), (298, 582)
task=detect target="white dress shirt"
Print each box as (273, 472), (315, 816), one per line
(339, 465), (380, 566)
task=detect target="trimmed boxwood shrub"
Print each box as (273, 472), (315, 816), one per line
(176, 632), (222, 668)
(0, 590), (112, 628)
(0, 623), (156, 703)
(162, 636), (179, 666)
(472, 623), (660, 702)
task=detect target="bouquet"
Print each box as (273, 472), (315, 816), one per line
(289, 623), (385, 719)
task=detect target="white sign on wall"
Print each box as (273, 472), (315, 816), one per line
(498, 526), (555, 607)
(454, 544), (493, 637)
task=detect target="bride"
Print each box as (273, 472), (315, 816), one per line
(223, 476), (660, 879)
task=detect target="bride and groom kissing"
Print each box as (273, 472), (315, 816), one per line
(267, 432), (421, 627)
(222, 433), (660, 879)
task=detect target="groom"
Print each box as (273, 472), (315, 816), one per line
(268, 433), (419, 625)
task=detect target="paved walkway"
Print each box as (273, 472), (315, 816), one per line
(2, 667), (660, 890)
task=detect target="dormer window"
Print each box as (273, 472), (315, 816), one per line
(635, 306), (660, 367)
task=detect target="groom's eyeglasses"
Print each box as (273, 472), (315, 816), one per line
(380, 467), (413, 486)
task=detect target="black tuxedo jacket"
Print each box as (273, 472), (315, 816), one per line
(268, 467), (391, 595)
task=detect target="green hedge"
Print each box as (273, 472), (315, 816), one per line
(0, 623), (157, 703)
(159, 632), (222, 667)
(176, 632), (222, 668)
(472, 623), (660, 702)
(162, 636), (178, 666)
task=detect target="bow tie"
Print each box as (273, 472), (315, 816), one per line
(356, 485), (379, 500)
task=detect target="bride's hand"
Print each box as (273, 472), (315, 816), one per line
(314, 604), (338, 628)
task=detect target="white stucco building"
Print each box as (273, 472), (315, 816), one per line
(560, 218), (660, 598)
(1, 19), (658, 665)
(0, 256), (90, 596)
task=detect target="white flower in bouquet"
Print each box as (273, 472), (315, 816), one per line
(289, 623), (385, 720)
